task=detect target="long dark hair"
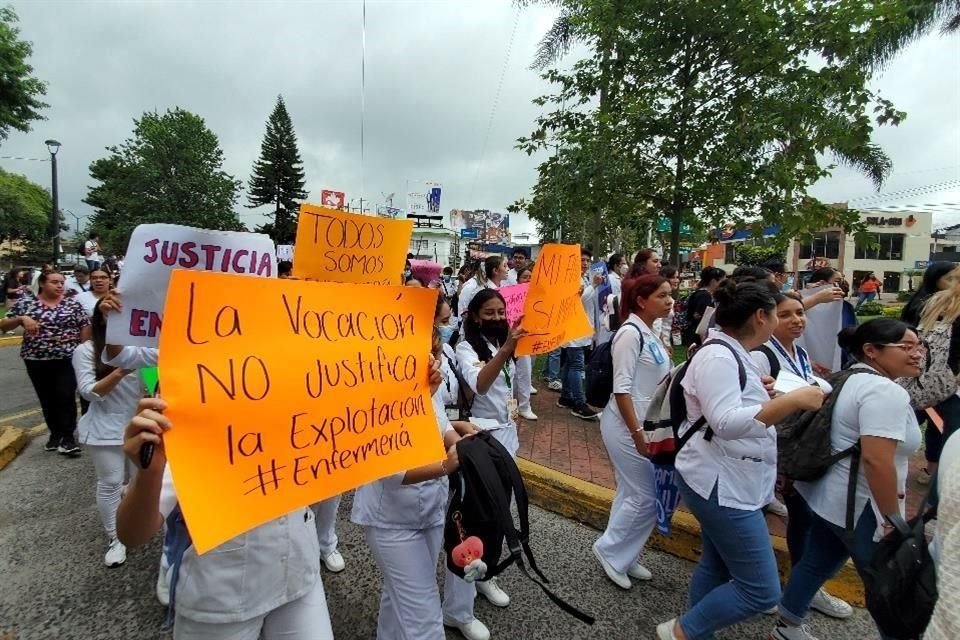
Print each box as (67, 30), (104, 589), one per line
(902, 261), (957, 326)
(463, 288), (506, 362)
(838, 318), (913, 362)
(91, 300), (117, 381)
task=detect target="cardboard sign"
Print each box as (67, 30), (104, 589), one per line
(157, 271), (445, 553)
(107, 224), (275, 348)
(514, 244), (592, 356)
(293, 203), (413, 285)
(498, 283), (529, 326)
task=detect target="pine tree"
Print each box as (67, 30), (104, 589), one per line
(247, 96), (308, 244)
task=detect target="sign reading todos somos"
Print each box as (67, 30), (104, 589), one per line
(106, 224), (276, 348)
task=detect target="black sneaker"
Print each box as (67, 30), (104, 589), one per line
(571, 404), (601, 421)
(556, 397), (575, 409)
(44, 439), (59, 452)
(57, 441), (81, 457)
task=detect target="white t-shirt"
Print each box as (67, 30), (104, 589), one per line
(676, 331), (777, 510)
(84, 239), (102, 262)
(602, 315), (671, 425)
(455, 336), (518, 456)
(75, 291), (101, 317)
(795, 364), (921, 533)
(65, 276), (90, 295)
(750, 338), (832, 394)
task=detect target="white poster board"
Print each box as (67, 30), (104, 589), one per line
(798, 285), (843, 372)
(107, 224), (276, 347)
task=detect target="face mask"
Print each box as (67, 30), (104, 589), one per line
(479, 319), (509, 345)
(442, 275), (451, 282)
(438, 324), (456, 344)
(403, 270), (411, 278)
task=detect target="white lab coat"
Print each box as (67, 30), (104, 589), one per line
(350, 392), (453, 640)
(595, 317), (670, 572)
(73, 341), (143, 445)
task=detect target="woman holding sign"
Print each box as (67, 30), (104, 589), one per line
(116, 398), (335, 640)
(444, 288), (526, 637)
(513, 264), (538, 421)
(72, 301), (144, 568)
(592, 275), (673, 590)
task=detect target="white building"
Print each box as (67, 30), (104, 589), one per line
(710, 207), (933, 291)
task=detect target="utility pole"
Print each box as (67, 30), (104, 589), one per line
(45, 139), (62, 265)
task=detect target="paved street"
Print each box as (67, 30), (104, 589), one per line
(0, 346), (881, 640)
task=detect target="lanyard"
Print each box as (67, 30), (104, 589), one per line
(769, 337), (810, 379)
(502, 362), (512, 390)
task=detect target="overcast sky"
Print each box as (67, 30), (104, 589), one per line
(2, 0), (958, 243)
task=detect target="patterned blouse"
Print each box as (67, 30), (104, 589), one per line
(5, 295), (89, 360)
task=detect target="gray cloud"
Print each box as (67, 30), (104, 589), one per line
(2, 0), (957, 244)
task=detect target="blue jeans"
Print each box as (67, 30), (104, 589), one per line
(854, 291), (877, 310)
(559, 347), (586, 406)
(779, 496), (896, 639)
(677, 476), (781, 639)
(543, 348), (561, 382)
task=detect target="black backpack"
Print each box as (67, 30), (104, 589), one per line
(584, 321), (642, 408)
(864, 490), (938, 638)
(444, 432), (594, 624)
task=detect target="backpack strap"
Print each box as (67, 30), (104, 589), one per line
(448, 360), (475, 420)
(678, 339), (746, 446)
(754, 344), (781, 379)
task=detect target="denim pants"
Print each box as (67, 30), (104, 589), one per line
(854, 292), (876, 310)
(677, 476), (781, 639)
(559, 347), (586, 406)
(778, 496), (897, 639)
(543, 348), (561, 382)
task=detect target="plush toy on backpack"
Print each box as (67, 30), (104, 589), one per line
(449, 512), (487, 583)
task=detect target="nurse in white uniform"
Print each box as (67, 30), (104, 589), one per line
(351, 388), (468, 640)
(593, 274), (673, 589)
(512, 264), (537, 421)
(457, 256), (508, 322)
(116, 398), (334, 640)
(444, 287), (527, 640)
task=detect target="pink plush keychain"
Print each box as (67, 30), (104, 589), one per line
(450, 512), (487, 583)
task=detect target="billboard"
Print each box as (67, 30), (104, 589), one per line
(450, 209), (510, 244)
(406, 182), (442, 216)
(321, 190), (345, 209)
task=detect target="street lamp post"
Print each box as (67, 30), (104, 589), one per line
(45, 139), (62, 265)
(65, 209), (81, 236)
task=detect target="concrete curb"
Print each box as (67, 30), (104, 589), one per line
(0, 336), (22, 348)
(0, 423), (45, 472)
(517, 457), (866, 607)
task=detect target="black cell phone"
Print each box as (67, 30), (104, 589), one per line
(139, 380), (161, 469)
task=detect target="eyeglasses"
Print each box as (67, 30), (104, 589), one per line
(878, 342), (926, 354)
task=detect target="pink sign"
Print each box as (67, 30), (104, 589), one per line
(499, 283), (529, 326)
(409, 259), (441, 285)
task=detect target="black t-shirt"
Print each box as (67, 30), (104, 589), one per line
(682, 288), (714, 345)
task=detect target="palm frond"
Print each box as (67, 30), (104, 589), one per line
(833, 143), (893, 190)
(531, 13), (580, 70)
(863, 0), (960, 70)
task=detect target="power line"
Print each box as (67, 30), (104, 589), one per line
(467, 7), (521, 206)
(848, 179), (960, 204)
(0, 155), (50, 162)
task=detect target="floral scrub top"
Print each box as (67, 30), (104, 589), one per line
(5, 296), (89, 360)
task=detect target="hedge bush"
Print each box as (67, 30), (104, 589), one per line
(897, 291), (913, 302)
(856, 300), (885, 316)
(882, 304), (905, 318)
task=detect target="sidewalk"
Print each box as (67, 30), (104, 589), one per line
(516, 382), (932, 605)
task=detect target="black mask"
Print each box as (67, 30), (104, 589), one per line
(479, 319), (509, 345)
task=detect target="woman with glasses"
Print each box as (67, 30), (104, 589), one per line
(770, 319), (923, 640)
(76, 268), (113, 316)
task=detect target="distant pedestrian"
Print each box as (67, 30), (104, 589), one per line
(84, 233), (103, 271)
(854, 273), (881, 310)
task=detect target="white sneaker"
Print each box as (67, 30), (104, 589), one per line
(765, 497), (789, 518)
(519, 408), (538, 421)
(770, 623), (820, 640)
(809, 588), (853, 619)
(592, 542), (631, 589)
(627, 561), (652, 581)
(530, 386), (538, 395)
(443, 616), (491, 640)
(156, 566), (171, 606)
(764, 605), (779, 615)
(547, 380), (562, 391)
(476, 577), (510, 607)
(321, 549), (346, 573)
(656, 618), (679, 640)
(104, 538), (126, 567)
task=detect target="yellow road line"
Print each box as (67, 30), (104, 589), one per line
(0, 408), (41, 424)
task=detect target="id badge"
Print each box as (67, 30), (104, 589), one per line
(506, 398), (519, 421)
(445, 407), (460, 421)
(650, 341), (666, 365)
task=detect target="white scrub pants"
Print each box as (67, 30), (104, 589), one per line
(173, 575), (333, 640)
(311, 495), (341, 555)
(595, 412), (657, 573)
(88, 444), (136, 541)
(365, 525), (445, 640)
(515, 355), (533, 413)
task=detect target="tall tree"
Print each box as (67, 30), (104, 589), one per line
(862, 0), (960, 68)
(247, 96), (308, 244)
(0, 6), (48, 144)
(0, 166), (48, 242)
(517, 0), (907, 265)
(85, 108), (243, 253)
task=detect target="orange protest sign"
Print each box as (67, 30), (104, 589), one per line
(514, 243), (592, 357)
(293, 203), (413, 284)
(157, 270), (444, 554)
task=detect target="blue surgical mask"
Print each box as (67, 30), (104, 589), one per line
(438, 325), (456, 344)
(403, 269), (411, 278)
